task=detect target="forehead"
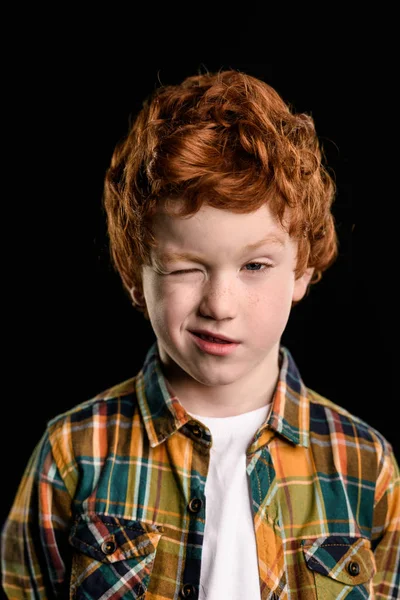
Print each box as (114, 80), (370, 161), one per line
(148, 203), (295, 265)
(151, 202), (290, 240)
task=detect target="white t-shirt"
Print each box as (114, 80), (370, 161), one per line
(189, 402), (272, 600)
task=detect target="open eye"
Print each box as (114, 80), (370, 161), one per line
(243, 262), (272, 274)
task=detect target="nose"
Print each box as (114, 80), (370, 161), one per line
(198, 275), (238, 319)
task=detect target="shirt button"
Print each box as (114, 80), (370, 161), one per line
(189, 422), (203, 438)
(347, 561), (360, 576)
(135, 583), (146, 596)
(180, 583), (197, 598)
(188, 498), (203, 513)
(101, 539), (117, 555)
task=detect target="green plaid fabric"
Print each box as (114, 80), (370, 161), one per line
(2, 341), (399, 598)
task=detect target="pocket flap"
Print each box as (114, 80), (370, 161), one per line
(302, 535), (376, 586)
(69, 513), (162, 564)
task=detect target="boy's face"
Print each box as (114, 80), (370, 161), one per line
(132, 201), (313, 401)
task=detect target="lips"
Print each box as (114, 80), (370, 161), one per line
(190, 329), (239, 343)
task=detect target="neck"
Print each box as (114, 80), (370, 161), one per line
(163, 346), (281, 418)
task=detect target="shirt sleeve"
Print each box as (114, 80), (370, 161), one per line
(1, 428), (73, 599)
(371, 444), (400, 599)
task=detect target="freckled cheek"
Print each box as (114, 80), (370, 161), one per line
(245, 285), (293, 323)
(150, 284), (194, 323)
(157, 282), (198, 304)
(149, 279), (293, 323)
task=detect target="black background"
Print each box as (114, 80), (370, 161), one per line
(2, 14), (396, 542)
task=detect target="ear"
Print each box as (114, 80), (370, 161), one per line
(130, 286), (145, 307)
(292, 267), (314, 303)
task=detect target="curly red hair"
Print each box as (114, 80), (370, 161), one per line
(103, 69), (338, 320)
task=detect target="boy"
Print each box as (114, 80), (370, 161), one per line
(2, 69), (399, 599)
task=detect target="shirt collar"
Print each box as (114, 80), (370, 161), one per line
(136, 341), (310, 449)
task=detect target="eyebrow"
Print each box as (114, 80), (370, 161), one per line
(157, 235), (286, 264)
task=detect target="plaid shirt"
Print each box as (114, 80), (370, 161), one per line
(2, 341), (399, 599)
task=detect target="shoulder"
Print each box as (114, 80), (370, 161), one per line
(46, 375), (139, 436)
(306, 387), (394, 460)
(31, 376), (141, 497)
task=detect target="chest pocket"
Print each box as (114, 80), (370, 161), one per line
(302, 535), (376, 599)
(69, 513), (163, 599)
